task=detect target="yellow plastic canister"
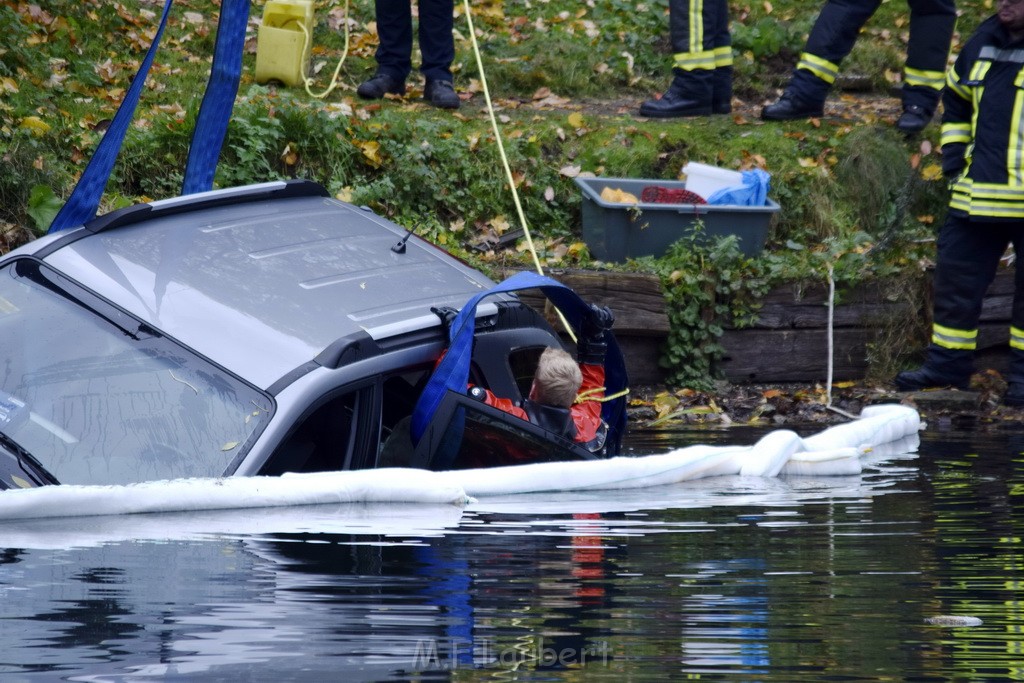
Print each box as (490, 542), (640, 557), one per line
(254, 0), (314, 87)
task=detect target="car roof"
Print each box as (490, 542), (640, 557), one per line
(40, 185), (497, 389)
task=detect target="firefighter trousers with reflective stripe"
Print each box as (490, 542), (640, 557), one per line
(669, 0), (731, 71)
(931, 212), (1024, 379)
(789, 0), (955, 110)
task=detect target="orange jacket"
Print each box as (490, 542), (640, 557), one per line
(478, 363), (605, 443)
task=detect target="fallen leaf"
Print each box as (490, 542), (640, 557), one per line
(559, 164), (581, 177)
(280, 143), (298, 166)
(358, 139), (383, 167)
(19, 116), (50, 135)
(567, 112), (585, 128)
(489, 215), (511, 234)
(921, 163), (944, 181)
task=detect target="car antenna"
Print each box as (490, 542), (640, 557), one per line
(391, 227), (414, 254)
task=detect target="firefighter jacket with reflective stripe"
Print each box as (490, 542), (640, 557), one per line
(942, 16), (1024, 220)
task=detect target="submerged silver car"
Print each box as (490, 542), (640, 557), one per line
(0, 180), (600, 489)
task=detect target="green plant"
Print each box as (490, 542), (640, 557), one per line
(731, 17), (808, 59)
(26, 184), (62, 234)
(643, 225), (771, 390)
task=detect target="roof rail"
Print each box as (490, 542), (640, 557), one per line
(82, 179), (330, 234)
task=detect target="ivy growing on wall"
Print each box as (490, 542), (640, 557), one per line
(640, 224), (771, 390)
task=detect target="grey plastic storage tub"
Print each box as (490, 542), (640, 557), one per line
(575, 176), (779, 261)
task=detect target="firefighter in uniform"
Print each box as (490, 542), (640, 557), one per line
(639, 0), (733, 117)
(761, 0), (956, 133)
(895, 3), (1024, 405)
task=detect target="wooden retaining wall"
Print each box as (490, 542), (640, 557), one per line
(508, 268), (1017, 385)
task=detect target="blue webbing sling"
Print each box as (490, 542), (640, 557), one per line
(182, 0), (251, 194)
(48, 0), (175, 233)
(410, 271), (629, 454)
(48, 0), (250, 233)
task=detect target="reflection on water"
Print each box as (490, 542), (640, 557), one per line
(0, 427), (1023, 681)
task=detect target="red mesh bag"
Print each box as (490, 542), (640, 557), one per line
(640, 186), (707, 205)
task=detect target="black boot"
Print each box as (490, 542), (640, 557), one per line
(712, 66), (732, 114)
(761, 92), (824, 121)
(894, 346), (973, 391)
(1003, 348), (1024, 406)
(762, 69), (829, 121)
(424, 80), (460, 109)
(898, 84), (940, 134)
(640, 69), (713, 118)
(895, 104), (932, 134)
(1004, 383), (1024, 407)
(357, 73), (406, 100)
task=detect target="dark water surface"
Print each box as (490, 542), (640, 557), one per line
(2, 426), (1023, 682)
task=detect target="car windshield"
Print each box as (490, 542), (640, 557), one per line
(0, 259), (272, 486)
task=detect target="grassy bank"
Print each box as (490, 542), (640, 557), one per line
(0, 0), (993, 387)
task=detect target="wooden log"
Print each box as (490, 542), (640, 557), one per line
(752, 301), (917, 329)
(718, 327), (873, 382)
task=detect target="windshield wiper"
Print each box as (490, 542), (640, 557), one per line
(0, 431), (59, 487)
(16, 259), (155, 341)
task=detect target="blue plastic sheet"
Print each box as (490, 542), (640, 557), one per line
(706, 169), (771, 206)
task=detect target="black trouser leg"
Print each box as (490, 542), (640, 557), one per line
(374, 0), (413, 81)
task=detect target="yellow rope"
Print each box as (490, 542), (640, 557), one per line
(575, 387), (630, 404)
(295, 0), (350, 100)
(459, 0), (576, 342)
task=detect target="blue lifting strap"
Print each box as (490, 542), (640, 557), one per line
(410, 271), (629, 453)
(182, 0), (251, 194)
(48, 0), (175, 233)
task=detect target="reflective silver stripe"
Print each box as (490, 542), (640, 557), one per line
(932, 324), (976, 350)
(979, 46), (1024, 63)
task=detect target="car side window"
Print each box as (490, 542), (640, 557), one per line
(259, 388), (365, 475)
(376, 366), (432, 469)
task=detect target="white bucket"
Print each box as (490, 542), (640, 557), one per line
(682, 162), (743, 200)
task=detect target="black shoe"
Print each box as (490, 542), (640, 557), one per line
(1004, 383), (1024, 407)
(896, 105), (931, 134)
(639, 89), (712, 118)
(895, 366), (971, 392)
(761, 94), (824, 121)
(357, 73), (405, 100)
(424, 80), (460, 109)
